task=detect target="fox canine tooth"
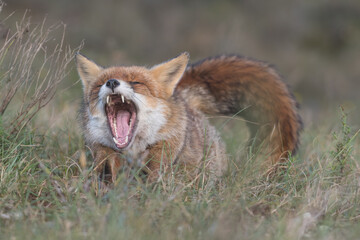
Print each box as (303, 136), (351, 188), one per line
(125, 136), (128, 143)
(121, 95), (125, 103)
(106, 96), (110, 104)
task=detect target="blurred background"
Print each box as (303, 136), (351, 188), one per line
(4, 0), (360, 127)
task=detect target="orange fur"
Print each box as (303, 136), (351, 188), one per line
(179, 55), (302, 165)
(76, 53), (302, 183)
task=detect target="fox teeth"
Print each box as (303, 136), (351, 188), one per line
(121, 95), (125, 103)
(113, 136), (129, 145)
(127, 120), (132, 135)
(113, 137), (120, 145)
(106, 96), (110, 104)
(113, 121), (118, 138)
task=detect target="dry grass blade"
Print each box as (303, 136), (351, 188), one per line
(0, 10), (81, 135)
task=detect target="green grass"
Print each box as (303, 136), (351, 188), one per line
(0, 108), (359, 240)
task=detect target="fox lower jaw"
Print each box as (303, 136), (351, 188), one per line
(85, 115), (119, 149)
(85, 100), (168, 158)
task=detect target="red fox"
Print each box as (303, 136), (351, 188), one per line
(76, 52), (302, 183)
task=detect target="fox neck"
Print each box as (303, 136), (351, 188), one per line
(121, 97), (188, 164)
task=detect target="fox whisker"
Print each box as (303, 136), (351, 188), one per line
(89, 98), (102, 113)
(133, 94), (146, 106)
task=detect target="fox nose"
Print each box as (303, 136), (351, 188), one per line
(106, 79), (120, 93)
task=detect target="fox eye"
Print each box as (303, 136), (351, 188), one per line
(129, 81), (141, 85)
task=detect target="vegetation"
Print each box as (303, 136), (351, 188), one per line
(1, 3), (360, 240)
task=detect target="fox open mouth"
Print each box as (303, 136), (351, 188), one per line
(105, 94), (137, 149)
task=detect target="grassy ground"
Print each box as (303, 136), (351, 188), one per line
(1, 7), (360, 240)
(1, 105), (360, 240)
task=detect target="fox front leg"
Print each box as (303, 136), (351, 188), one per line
(92, 144), (123, 183)
(142, 142), (178, 183)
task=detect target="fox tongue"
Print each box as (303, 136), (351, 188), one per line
(116, 110), (130, 139)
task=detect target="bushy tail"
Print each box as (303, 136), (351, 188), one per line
(177, 55), (302, 164)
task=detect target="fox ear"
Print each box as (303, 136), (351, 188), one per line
(150, 52), (189, 98)
(75, 53), (103, 91)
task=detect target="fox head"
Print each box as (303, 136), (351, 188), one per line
(76, 52), (189, 155)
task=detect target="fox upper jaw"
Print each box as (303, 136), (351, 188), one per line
(86, 79), (168, 156)
(98, 79), (134, 105)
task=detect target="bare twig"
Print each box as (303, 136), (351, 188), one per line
(0, 10), (82, 135)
